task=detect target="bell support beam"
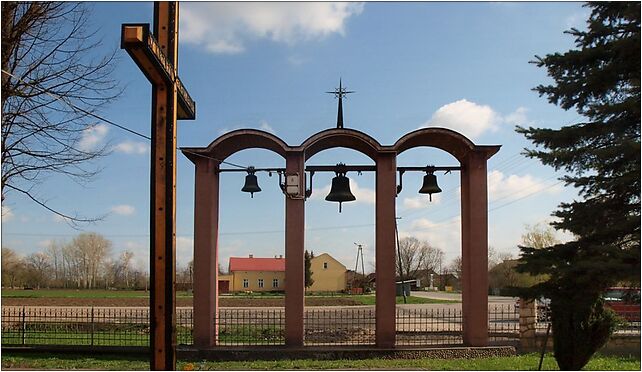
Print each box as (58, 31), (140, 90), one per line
(216, 165), (461, 173)
(284, 151), (305, 347)
(460, 149), (489, 346)
(192, 158), (219, 348)
(375, 152), (397, 348)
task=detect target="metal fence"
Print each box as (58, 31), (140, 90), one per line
(396, 307), (462, 346)
(534, 307), (641, 335)
(612, 309), (641, 335)
(305, 308), (375, 346)
(2, 305), (638, 349)
(488, 304), (519, 343)
(216, 309), (284, 346)
(1, 307), (193, 347)
(395, 305), (519, 346)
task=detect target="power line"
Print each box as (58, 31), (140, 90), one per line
(4, 178), (564, 239)
(2, 222), (376, 238)
(1, 69), (248, 170)
(488, 180), (563, 212)
(1, 70), (568, 237)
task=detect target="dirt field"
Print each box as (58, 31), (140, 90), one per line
(1, 296), (364, 308)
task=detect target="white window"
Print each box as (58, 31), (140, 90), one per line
(258, 279), (264, 288)
(243, 279), (249, 288)
(272, 279), (279, 288)
(323, 262), (328, 269)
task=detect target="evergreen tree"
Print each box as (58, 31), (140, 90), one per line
(304, 250), (314, 289)
(515, 3), (640, 370)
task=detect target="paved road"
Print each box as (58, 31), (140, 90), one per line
(411, 291), (518, 305)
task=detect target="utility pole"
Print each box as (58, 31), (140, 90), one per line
(395, 217), (407, 304)
(121, 2), (196, 369)
(353, 243), (365, 290)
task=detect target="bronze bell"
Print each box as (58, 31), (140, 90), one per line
(325, 168), (356, 213)
(241, 168), (261, 198)
(418, 172), (441, 202)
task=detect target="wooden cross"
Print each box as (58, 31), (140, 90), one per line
(121, 2), (195, 370)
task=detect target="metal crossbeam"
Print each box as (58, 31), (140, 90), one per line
(217, 165), (462, 173)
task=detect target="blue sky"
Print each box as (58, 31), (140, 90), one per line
(1, 2), (589, 273)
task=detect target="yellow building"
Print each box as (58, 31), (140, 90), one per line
(225, 255), (286, 292)
(220, 253), (347, 293)
(308, 253), (347, 292)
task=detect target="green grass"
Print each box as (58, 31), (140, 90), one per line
(1, 289), (194, 298)
(1, 326), (193, 347)
(2, 322), (287, 347)
(1, 352), (639, 370)
(2, 290), (459, 305)
(353, 295), (459, 305)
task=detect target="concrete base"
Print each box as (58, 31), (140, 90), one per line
(177, 345), (517, 361)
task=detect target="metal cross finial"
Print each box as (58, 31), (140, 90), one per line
(326, 79), (354, 128)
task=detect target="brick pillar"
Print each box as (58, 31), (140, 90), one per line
(519, 298), (537, 351)
(375, 152), (397, 348)
(285, 151), (305, 347)
(461, 150), (489, 346)
(192, 158), (219, 347)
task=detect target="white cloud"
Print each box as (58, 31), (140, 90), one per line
(218, 126), (242, 136)
(504, 107), (530, 126)
(219, 120), (276, 135)
(402, 194), (442, 209)
(2, 205), (14, 222)
(287, 55), (307, 66)
(37, 240), (53, 248)
(421, 101), (535, 140)
(311, 179), (375, 205)
(176, 236), (194, 267)
(422, 99), (500, 140)
(111, 204), (136, 216)
(399, 216), (462, 260)
(565, 10), (590, 29)
(181, 2), (364, 54)
(78, 123), (109, 151)
(124, 241), (145, 251)
(259, 120), (276, 134)
(119, 241), (148, 269)
(52, 214), (68, 223)
(114, 141), (150, 155)
(488, 170), (562, 202)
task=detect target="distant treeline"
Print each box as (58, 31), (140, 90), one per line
(2, 233), (150, 290)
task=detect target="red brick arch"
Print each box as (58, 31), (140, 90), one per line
(183, 125), (499, 349)
(183, 129), (291, 163)
(301, 128), (383, 162)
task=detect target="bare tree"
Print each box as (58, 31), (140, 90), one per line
(422, 244), (444, 274)
(24, 251), (51, 289)
(488, 246), (513, 270)
(449, 256), (462, 279)
(1, 2), (120, 222)
(66, 232), (112, 288)
(62, 242), (81, 288)
(396, 237), (426, 278)
(396, 237), (444, 279)
(521, 223), (561, 249)
(44, 240), (65, 286)
(1, 247), (25, 288)
(105, 250), (134, 289)
(177, 260), (194, 291)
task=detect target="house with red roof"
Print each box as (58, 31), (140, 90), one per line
(218, 253), (347, 293)
(219, 254), (286, 293)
